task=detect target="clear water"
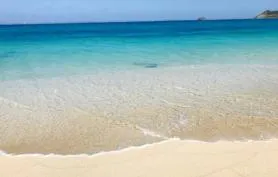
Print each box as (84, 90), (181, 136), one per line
(1, 19), (278, 154)
(1, 19), (278, 80)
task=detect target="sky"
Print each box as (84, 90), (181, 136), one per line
(1, 0), (278, 24)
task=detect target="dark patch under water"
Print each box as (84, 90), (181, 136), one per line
(0, 51), (17, 58)
(133, 62), (158, 68)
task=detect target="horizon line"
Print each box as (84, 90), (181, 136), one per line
(0, 17), (262, 26)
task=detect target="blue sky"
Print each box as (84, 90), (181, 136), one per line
(1, 0), (278, 24)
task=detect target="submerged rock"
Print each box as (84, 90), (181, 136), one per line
(0, 51), (17, 58)
(144, 63), (158, 68)
(133, 62), (158, 68)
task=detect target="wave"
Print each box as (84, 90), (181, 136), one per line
(136, 126), (169, 139)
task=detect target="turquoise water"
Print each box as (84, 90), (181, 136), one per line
(1, 19), (278, 154)
(1, 19), (278, 80)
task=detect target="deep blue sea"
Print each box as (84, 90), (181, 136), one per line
(1, 19), (278, 80)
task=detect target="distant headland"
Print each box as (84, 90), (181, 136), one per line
(255, 10), (278, 19)
(197, 17), (207, 21)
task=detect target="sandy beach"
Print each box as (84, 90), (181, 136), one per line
(1, 139), (278, 177)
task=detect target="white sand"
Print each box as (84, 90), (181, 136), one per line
(1, 139), (278, 177)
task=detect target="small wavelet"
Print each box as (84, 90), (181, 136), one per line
(136, 126), (169, 139)
(0, 150), (7, 155)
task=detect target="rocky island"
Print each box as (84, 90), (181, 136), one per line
(255, 10), (278, 19)
(197, 17), (207, 21)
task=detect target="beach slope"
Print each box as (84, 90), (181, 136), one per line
(1, 139), (278, 177)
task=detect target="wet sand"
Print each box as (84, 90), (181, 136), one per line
(1, 89), (278, 154)
(1, 139), (278, 177)
(1, 65), (278, 154)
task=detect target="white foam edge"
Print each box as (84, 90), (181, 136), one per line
(1, 138), (277, 158)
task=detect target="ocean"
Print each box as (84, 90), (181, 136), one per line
(1, 19), (278, 154)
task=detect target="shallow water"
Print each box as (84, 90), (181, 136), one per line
(1, 20), (278, 154)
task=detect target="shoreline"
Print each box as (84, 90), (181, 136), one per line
(0, 138), (276, 156)
(1, 139), (278, 177)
